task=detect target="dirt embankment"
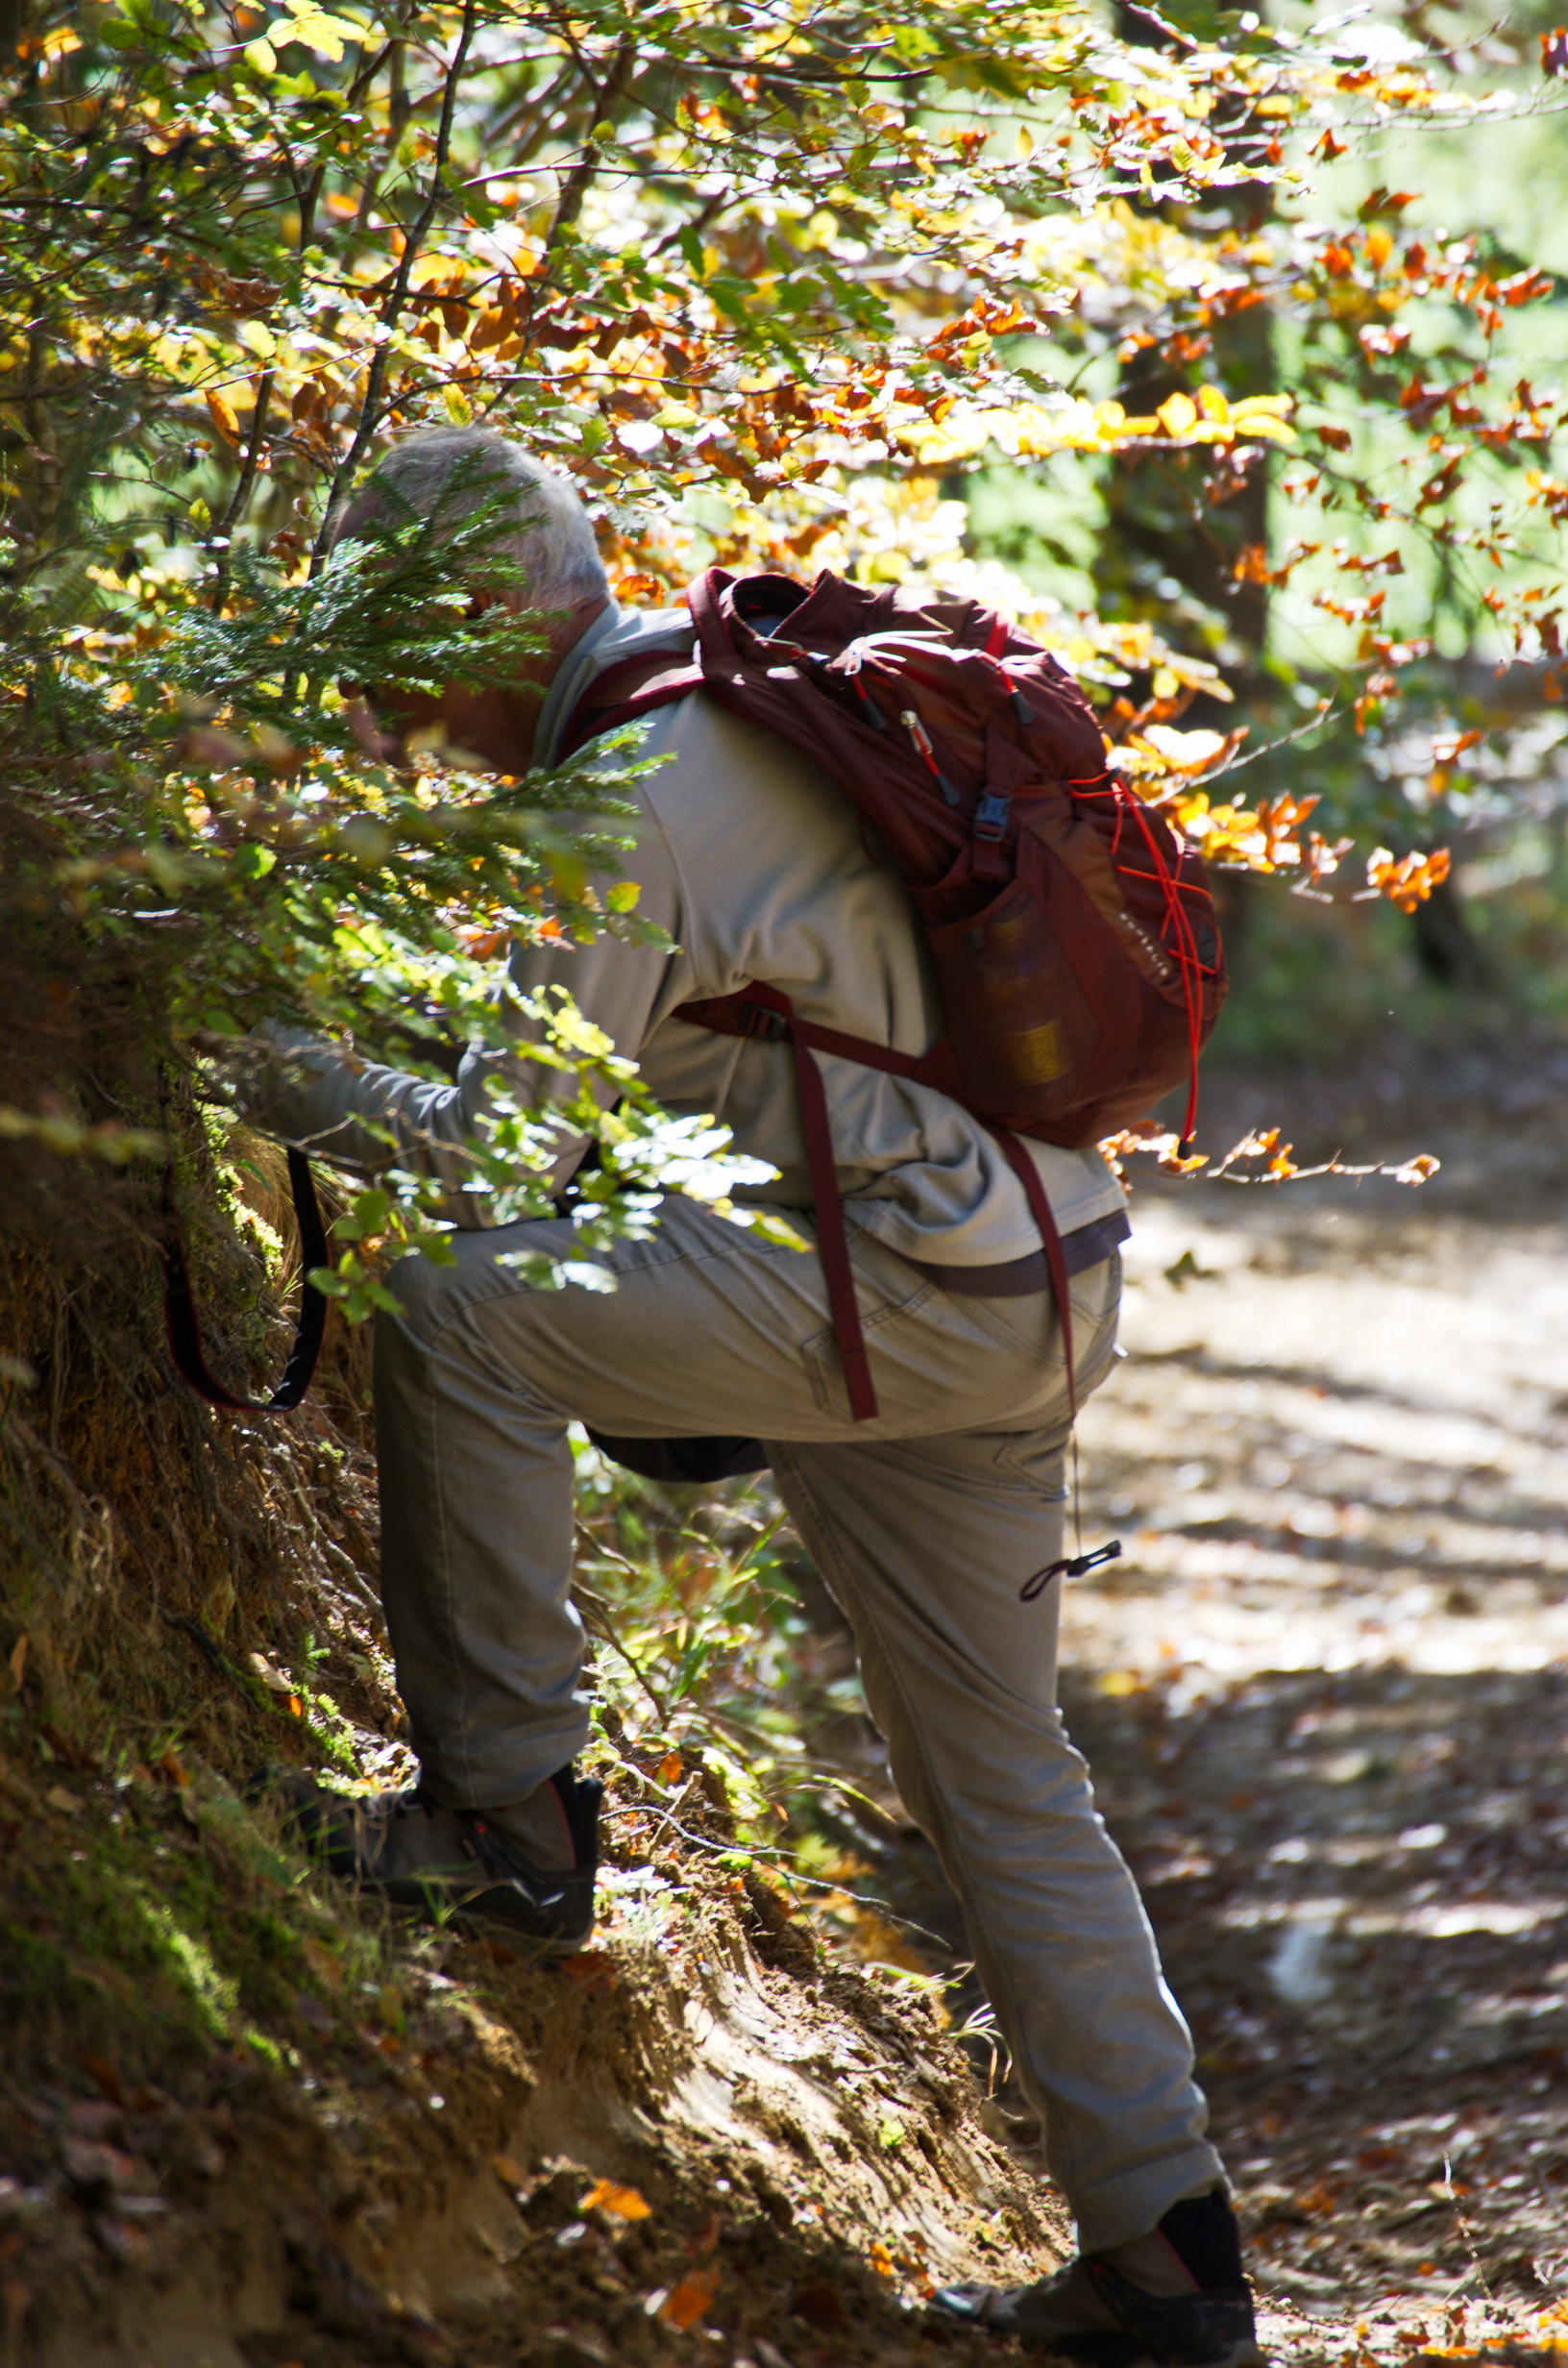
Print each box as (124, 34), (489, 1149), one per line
(3, 1850), (1065, 2368)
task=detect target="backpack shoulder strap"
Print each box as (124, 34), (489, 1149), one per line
(558, 650), (702, 762)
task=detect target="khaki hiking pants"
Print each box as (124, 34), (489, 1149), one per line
(373, 1193), (1225, 2249)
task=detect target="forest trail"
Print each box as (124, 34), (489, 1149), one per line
(1052, 1177), (1568, 2365)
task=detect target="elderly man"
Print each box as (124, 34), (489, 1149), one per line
(250, 428), (1259, 2364)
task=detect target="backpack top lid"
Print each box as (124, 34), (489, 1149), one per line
(701, 568), (1114, 903)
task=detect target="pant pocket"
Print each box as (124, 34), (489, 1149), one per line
(799, 1277), (938, 1420)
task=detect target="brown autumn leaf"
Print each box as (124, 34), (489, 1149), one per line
(562, 1950), (618, 1996)
(658, 2263), (720, 2330)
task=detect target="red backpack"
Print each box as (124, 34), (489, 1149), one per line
(565, 567), (1227, 1421)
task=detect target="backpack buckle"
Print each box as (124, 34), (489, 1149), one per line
(737, 1000), (790, 1043)
(973, 789), (1012, 841)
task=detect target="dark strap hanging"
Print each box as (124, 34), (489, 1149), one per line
(672, 982), (1075, 1424)
(162, 1147), (329, 1413)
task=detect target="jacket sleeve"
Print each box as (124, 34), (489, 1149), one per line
(233, 801), (687, 1225)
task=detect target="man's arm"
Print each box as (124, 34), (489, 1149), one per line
(233, 798), (686, 1224)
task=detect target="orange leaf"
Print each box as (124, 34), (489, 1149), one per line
(206, 388), (243, 449)
(456, 925), (510, 960)
(583, 2179), (652, 2222)
(563, 1950), (618, 1996)
(658, 1750), (683, 1784)
(658, 2265), (720, 2331)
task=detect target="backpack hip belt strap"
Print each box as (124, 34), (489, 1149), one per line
(911, 1206), (1130, 1296)
(673, 982), (1083, 1425)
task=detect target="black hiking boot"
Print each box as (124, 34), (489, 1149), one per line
(281, 1764), (601, 1955)
(935, 2190), (1263, 2366)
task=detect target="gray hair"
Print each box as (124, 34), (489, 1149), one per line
(334, 428), (608, 614)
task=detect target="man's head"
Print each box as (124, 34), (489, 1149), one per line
(336, 428), (611, 774)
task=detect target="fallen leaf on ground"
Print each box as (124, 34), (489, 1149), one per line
(563, 1951), (618, 1995)
(658, 2265), (719, 2329)
(582, 2178), (651, 2221)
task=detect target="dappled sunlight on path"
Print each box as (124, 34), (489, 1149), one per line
(1060, 1193), (1568, 2363)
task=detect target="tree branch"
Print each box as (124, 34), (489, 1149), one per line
(209, 365), (276, 611)
(309, 0), (479, 572)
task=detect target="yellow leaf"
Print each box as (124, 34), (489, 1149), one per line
(1196, 384), (1230, 422)
(206, 388), (243, 449)
(1157, 392), (1198, 437)
(243, 33), (277, 71)
(583, 2179), (652, 2222)
(280, 1), (360, 62)
(1133, 727), (1230, 777)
